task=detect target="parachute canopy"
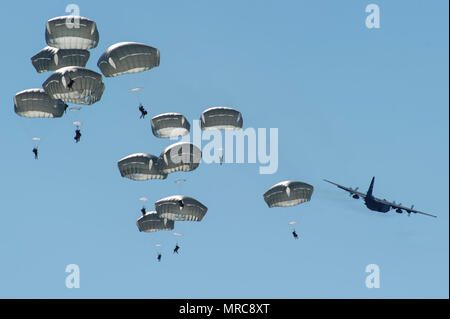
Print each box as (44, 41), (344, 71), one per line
(14, 88), (66, 118)
(72, 121), (82, 127)
(42, 66), (105, 105)
(137, 211), (174, 232)
(151, 113), (190, 138)
(31, 46), (90, 73)
(97, 42), (160, 77)
(45, 16), (99, 50)
(155, 195), (208, 222)
(263, 181), (314, 208)
(200, 107), (243, 130)
(117, 153), (167, 181)
(159, 142), (202, 174)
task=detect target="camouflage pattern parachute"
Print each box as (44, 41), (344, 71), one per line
(31, 46), (90, 73)
(151, 113), (190, 138)
(45, 16), (99, 50)
(14, 88), (66, 118)
(117, 153), (167, 181)
(200, 107), (243, 130)
(42, 66), (105, 105)
(263, 181), (314, 208)
(155, 195), (208, 222)
(159, 142), (202, 174)
(137, 211), (174, 232)
(97, 42), (160, 77)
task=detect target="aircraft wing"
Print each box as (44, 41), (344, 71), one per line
(323, 179), (367, 199)
(376, 198), (437, 218)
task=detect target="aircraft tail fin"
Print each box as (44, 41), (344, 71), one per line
(366, 176), (375, 197)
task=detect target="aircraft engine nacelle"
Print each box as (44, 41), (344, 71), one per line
(352, 194), (359, 199)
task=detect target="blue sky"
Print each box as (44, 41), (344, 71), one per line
(0, 0), (448, 298)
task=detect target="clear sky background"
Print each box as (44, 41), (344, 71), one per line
(0, 0), (448, 298)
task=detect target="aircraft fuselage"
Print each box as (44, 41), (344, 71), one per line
(364, 196), (391, 213)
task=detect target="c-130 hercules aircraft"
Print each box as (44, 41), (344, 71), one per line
(324, 177), (437, 218)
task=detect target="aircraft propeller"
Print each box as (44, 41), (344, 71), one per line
(349, 187), (359, 199)
(406, 205), (414, 216)
(392, 201), (404, 213)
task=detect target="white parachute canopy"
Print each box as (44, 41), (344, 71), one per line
(289, 221), (297, 225)
(139, 197), (149, 202)
(129, 87), (143, 92)
(32, 137), (41, 141)
(175, 179), (186, 184)
(69, 106), (82, 112)
(173, 232), (183, 237)
(155, 243), (162, 247)
(73, 121), (82, 127)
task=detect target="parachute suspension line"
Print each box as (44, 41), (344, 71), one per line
(217, 147), (224, 165)
(17, 118), (33, 143)
(17, 120), (48, 152)
(289, 211), (299, 232)
(70, 107), (84, 135)
(136, 88), (143, 106)
(14, 109), (41, 145)
(173, 232), (184, 247)
(176, 179), (185, 193)
(129, 78), (144, 104)
(30, 137), (41, 158)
